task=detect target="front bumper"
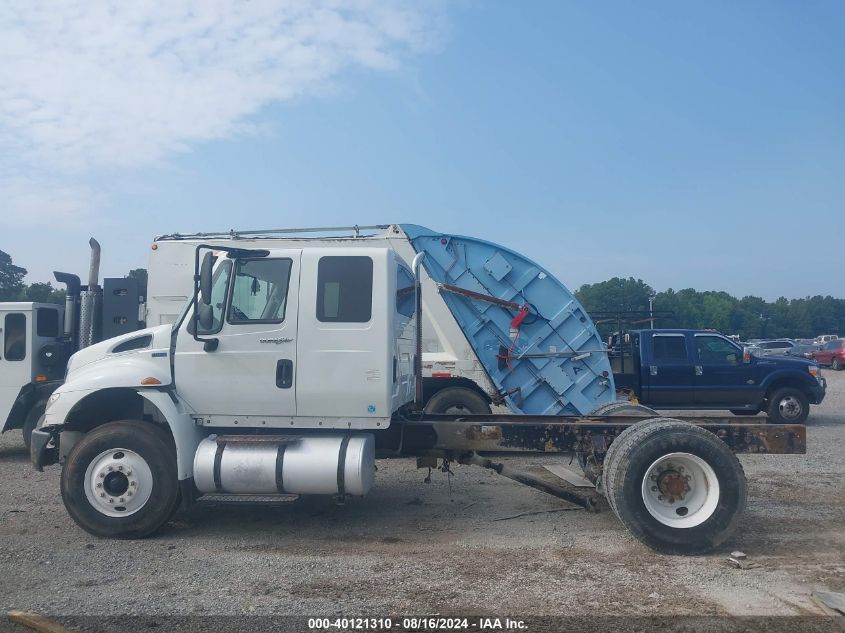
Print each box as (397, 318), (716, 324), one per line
(30, 427), (59, 472)
(810, 379), (826, 404)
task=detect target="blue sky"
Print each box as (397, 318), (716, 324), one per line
(2, 1), (843, 299)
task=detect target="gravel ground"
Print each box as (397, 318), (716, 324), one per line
(1, 372), (843, 626)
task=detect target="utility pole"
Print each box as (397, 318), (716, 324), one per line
(649, 295), (656, 329)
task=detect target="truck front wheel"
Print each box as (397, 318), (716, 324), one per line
(766, 387), (809, 424)
(60, 420), (178, 539)
(423, 387), (491, 415)
(603, 418), (746, 555)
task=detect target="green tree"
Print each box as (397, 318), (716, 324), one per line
(576, 277), (655, 314)
(22, 282), (65, 305)
(0, 249), (27, 301)
(127, 268), (148, 299)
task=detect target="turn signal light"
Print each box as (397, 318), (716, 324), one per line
(34, 375), (47, 382)
(140, 377), (162, 385)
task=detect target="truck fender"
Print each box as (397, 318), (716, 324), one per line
(42, 387), (202, 480)
(137, 390), (204, 481)
(2, 380), (61, 434)
(759, 369), (816, 395)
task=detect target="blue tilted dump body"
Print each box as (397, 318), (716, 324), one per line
(401, 225), (616, 416)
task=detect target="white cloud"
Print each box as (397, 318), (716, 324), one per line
(0, 0), (443, 224)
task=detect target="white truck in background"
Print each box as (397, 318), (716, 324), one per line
(1, 241), (143, 448)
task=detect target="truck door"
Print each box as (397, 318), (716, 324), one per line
(0, 311), (30, 428)
(692, 333), (757, 406)
(174, 252), (301, 420)
(643, 333), (696, 405)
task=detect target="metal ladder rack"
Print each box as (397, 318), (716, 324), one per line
(155, 224), (393, 241)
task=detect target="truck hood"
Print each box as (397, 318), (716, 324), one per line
(64, 324), (173, 384)
(753, 354), (816, 370)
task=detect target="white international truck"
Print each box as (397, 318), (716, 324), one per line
(30, 227), (806, 554)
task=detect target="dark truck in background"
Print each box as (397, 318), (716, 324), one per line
(610, 329), (826, 424)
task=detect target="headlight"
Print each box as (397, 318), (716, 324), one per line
(808, 365), (821, 379)
(46, 392), (61, 408)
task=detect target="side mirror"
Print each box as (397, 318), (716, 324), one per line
(198, 303), (214, 331)
(199, 252), (214, 305)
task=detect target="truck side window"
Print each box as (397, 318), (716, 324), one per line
(229, 259), (292, 323)
(652, 336), (687, 361)
(36, 308), (60, 338)
(696, 336), (739, 365)
(4, 313), (26, 361)
(396, 266), (416, 318)
(197, 259), (232, 335)
(317, 256), (373, 323)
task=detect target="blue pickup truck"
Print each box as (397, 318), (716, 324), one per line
(610, 329), (826, 424)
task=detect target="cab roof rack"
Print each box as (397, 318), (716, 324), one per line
(155, 224), (393, 241)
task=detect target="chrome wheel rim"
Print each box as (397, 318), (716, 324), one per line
(84, 448), (153, 517)
(778, 395), (803, 421)
(641, 452), (720, 528)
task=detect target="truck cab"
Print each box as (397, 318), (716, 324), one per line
(32, 245), (416, 538)
(0, 303), (65, 446)
(611, 329), (825, 423)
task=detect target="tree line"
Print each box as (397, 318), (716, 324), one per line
(0, 250), (147, 303)
(576, 277), (843, 340)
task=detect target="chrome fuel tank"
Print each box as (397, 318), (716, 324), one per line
(193, 434), (375, 496)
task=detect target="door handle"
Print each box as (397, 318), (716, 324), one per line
(276, 359), (293, 389)
(649, 365), (658, 376)
(695, 365), (703, 376)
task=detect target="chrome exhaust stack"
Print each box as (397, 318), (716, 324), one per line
(77, 238), (102, 349)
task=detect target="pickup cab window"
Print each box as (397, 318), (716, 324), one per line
(652, 335), (687, 361)
(696, 335), (740, 365)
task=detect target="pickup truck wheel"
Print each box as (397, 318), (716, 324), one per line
(603, 418), (746, 555)
(766, 388), (809, 424)
(424, 387), (491, 415)
(832, 358), (841, 371)
(21, 404), (45, 450)
(61, 420), (178, 539)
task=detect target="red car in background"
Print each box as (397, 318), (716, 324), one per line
(812, 339), (845, 370)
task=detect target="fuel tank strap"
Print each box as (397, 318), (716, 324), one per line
(275, 444), (287, 493)
(213, 443), (225, 492)
(337, 435), (351, 497)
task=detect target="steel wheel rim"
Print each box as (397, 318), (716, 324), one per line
(778, 395), (803, 420)
(641, 452), (720, 528)
(84, 448), (153, 517)
(443, 404), (471, 415)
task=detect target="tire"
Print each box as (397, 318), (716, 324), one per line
(766, 387), (809, 424)
(22, 404), (45, 450)
(603, 418), (746, 555)
(730, 409), (759, 416)
(583, 402), (658, 486)
(423, 387), (491, 415)
(60, 420), (178, 539)
(590, 401), (658, 416)
(832, 358), (841, 371)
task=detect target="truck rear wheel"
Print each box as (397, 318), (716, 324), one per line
(603, 418), (746, 555)
(424, 387), (491, 415)
(766, 387), (809, 424)
(60, 420), (178, 539)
